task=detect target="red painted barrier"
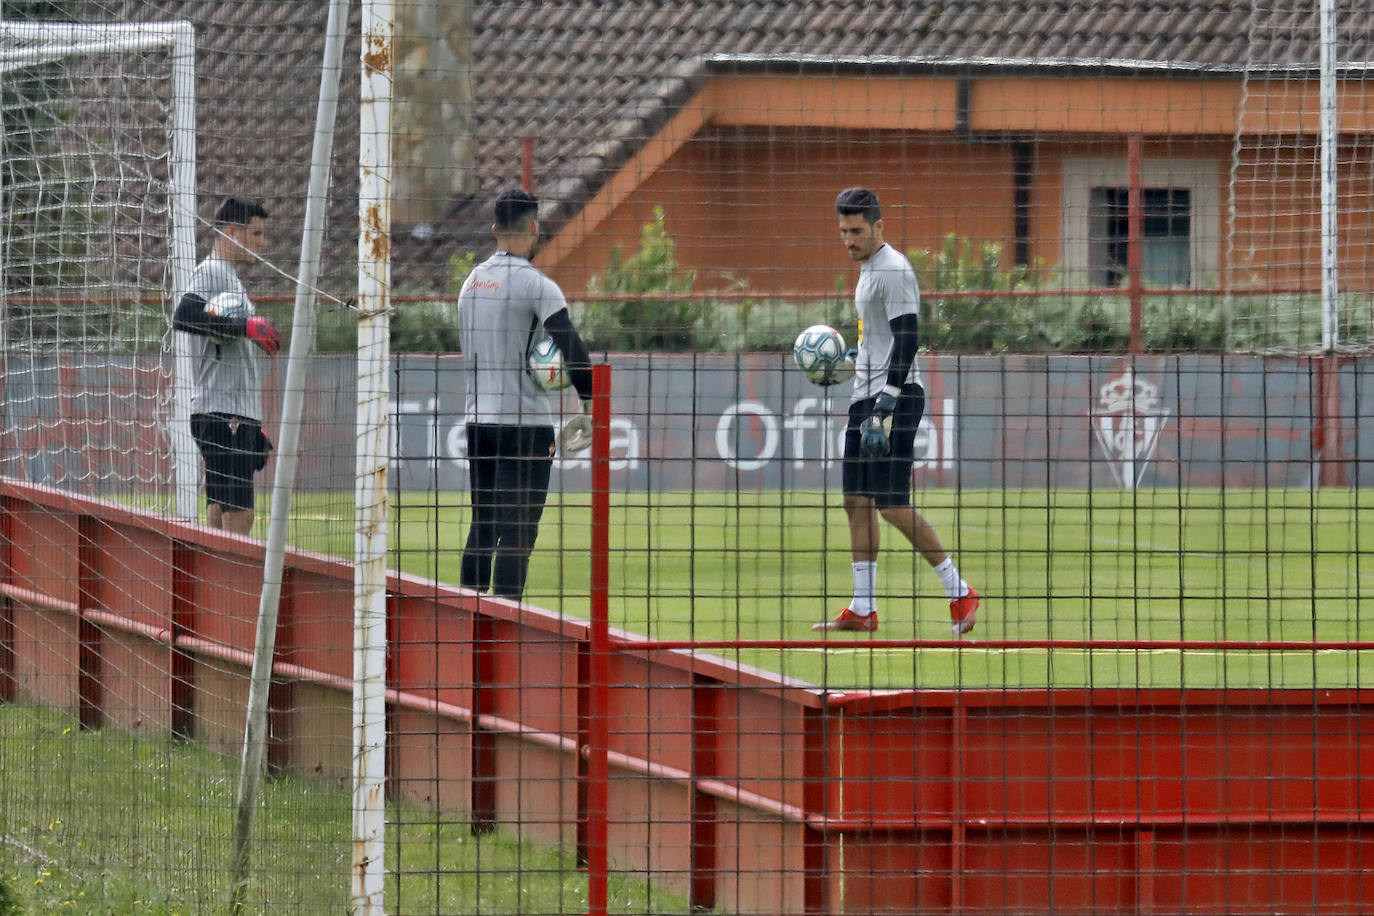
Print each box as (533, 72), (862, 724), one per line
(3, 475), (1372, 914)
(587, 363), (613, 916)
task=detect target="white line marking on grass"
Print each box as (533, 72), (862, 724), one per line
(789, 647), (1365, 657)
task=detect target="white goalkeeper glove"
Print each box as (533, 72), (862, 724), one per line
(828, 348), (857, 386)
(559, 403), (594, 453)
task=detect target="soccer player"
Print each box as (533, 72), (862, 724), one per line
(813, 187), (980, 635)
(457, 188), (595, 600)
(172, 197), (281, 535)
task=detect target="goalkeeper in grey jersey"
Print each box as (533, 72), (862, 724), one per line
(812, 187), (980, 635)
(172, 197), (281, 535)
(457, 189), (595, 600)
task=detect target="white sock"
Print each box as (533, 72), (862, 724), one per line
(934, 557), (969, 600)
(850, 561), (877, 615)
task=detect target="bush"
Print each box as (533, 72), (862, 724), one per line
(572, 206), (718, 351)
(204, 226), (1374, 357)
(910, 233), (1046, 352)
(311, 252), (473, 354)
(0, 875), (19, 916)
(713, 295), (856, 353)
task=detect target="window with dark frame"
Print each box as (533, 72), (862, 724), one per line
(1088, 187), (1192, 288)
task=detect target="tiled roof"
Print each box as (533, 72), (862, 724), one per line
(452, 0), (1372, 288)
(59, 1), (1374, 295)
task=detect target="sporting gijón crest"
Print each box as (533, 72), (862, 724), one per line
(1090, 369), (1170, 489)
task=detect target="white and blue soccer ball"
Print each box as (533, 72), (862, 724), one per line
(527, 336), (571, 391)
(792, 324), (848, 386)
(205, 290), (252, 321)
(204, 291), (253, 341)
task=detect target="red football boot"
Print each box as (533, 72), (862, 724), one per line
(812, 607), (878, 633)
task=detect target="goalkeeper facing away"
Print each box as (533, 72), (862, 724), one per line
(813, 187), (980, 635)
(456, 188), (595, 601)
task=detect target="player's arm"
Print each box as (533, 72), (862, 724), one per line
(543, 308), (593, 405)
(172, 292), (280, 354)
(883, 312), (920, 392)
(173, 292), (240, 338)
(544, 307), (596, 452)
(860, 312), (920, 457)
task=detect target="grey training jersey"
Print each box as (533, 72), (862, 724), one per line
(186, 255), (263, 421)
(851, 242), (924, 402)
(457, 251), (567, 427)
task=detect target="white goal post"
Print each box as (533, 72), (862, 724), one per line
(0, 19), (198, 517)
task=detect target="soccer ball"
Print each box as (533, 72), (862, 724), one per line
(203, 291), (252, 341)
(527, 337), (571, 391)
(792, 324), (848, 386)
(205, 290), (252, 321)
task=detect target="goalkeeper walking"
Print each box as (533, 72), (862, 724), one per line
(457, 189), (595, 600)
(813, 187), (980, 635)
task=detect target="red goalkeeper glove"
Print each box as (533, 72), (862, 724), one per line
(245, 316), (281, 355)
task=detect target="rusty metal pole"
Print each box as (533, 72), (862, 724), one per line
(353, 0), (392, 912)
(1315, 0), (1344, 486)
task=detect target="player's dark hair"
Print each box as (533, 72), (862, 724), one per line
(835, 187), (882, 223)
(494, 189), (539, 233)
(214, 197), (269, 226)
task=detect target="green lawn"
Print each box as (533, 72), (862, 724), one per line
(16, 487), (1370, 913)
(192, 485), (1373, 690)
(0, 705), (688, 916)
(366, 486), (1372, 691)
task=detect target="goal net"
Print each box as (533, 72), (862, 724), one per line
(0, 21), (196, 513)
(1226, 0), (1374, 352)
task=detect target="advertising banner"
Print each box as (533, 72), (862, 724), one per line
(3, 353), (1368, 493)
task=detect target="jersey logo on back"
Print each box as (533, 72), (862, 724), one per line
(463, 276), (501, 294)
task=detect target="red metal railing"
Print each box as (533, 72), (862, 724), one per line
(5, 472), (1374, 914)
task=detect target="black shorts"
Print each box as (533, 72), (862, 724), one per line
(841, 383), (925, 509)
(191, 413), (270, 511)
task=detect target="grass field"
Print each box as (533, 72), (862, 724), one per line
(265, 485), (1374, 692)
(17, 486), (1370, 913)
(0, 704), (688, 915)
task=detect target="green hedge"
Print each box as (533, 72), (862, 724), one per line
(7, 287), (1369, 358)
(6, 223), (1371, 356)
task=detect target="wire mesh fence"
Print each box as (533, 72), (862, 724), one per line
(2, 2), (1373, 914)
